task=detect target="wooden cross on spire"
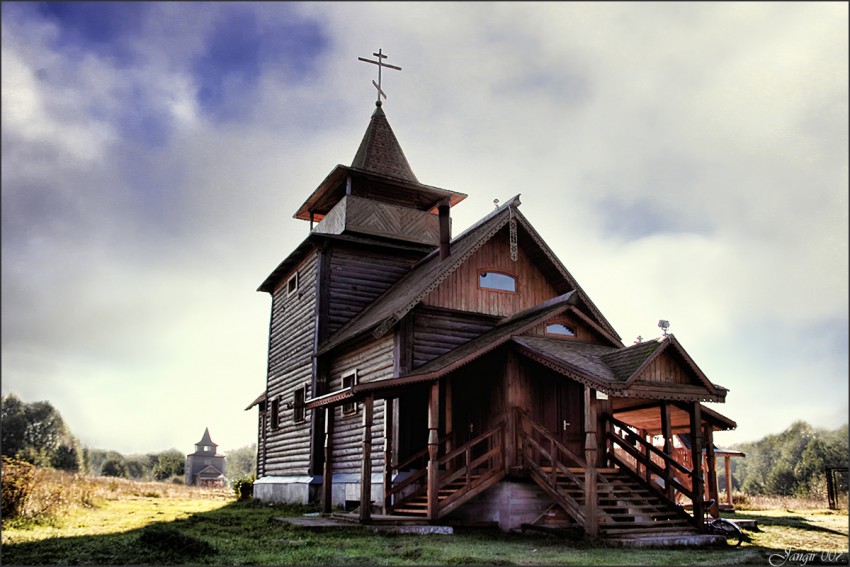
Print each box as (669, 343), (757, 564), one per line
(358, 48), (401, 105)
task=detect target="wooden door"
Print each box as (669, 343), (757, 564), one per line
(540, 377), (584, 461)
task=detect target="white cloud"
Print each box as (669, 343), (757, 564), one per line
(1, 2), (846, 456)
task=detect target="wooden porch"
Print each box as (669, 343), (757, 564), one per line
(317, 379), (726, 541)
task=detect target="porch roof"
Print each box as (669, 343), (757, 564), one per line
(512, 335), (728, 403)
(305, 291), (577, 409)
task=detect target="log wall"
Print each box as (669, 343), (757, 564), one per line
(328, 337), (395, 473)
(328, 245), (422, 335)
(411, 307), (499, 369)
(263, 252), (318, 476)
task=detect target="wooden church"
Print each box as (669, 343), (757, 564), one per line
(246, 55), (736, 539)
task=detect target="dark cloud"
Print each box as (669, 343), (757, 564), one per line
(34, 1), (152, 67)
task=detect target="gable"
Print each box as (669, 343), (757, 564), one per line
(423, 225), (559, 317)
(629, 348), (703, 387)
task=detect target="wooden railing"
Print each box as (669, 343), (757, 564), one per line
(385, 435), (450, 513)
(603, 413), (696, 525)
(386, 425), (505, 518)
(514, 408), (588, 524)
(435, 422), (505, 517)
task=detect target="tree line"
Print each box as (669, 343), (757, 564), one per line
(1, 393), (256, 482)
(723, 420), (848, 499)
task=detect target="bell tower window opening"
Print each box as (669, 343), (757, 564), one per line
(479, 271), (517, 293)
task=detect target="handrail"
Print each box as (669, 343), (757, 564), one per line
(515, 407), (586, 467)
(606, 414), (692, 477)
(514, 407), (587, 523)
(388, 423), (505, 517)
(386, 434), (451, 507)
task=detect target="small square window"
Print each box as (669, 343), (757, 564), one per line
(341, 373), (357, 416)
(286, 272), (299, 297)
(293, 387), (306, 423)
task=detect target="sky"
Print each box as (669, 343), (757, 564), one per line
(2, 2), (847, 457)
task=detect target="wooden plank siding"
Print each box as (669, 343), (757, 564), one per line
(423, 227), (559, 317)
(263, 252), (318, 476)
(328, 246), (422, 335)
(524, 312), (596, 343)
(636, 351), (692, 385)
(411, 307), (500, 369)
(328, 337), (395, 473)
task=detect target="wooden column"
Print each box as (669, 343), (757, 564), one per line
(426, 381), (440, 520)
(660, 401), (674, 501)
(321, 407), (334, 514)
(688, 402), (704, 528)
(360, 395), (374, 523)
(383, 397), (394, 514)
(583, 386), (599, 538)
(724, 456), (733, 507)
(703, 423), (719, 518)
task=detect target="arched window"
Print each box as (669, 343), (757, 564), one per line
(479, 271), (517, 293)
(546, 323), (576, 337)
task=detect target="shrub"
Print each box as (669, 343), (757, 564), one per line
(232, 475), (254, 500)
(2, 456), (36, 518)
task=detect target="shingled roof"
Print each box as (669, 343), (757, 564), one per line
(351, 103), (418, 183)
(512, 334), (727, 403)
(306, 291), (577, 409)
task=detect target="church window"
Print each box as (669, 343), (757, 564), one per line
(293, 387), (306, 423)
(341, 372), (358, 416)
(479, 271), (517, 293)
(546, 323), (576, 337)
(270, 397), (281, 429)
(287, 272), (299, 297)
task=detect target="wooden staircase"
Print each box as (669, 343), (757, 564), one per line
(516, 408), (698, 539)
(542, 466), (695, 537)
(390, 422), (506, 520)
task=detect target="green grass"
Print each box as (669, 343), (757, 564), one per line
(2, 481), (848, 565)
(4, 497), (847, 565)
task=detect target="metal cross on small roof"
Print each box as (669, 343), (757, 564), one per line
(358, 48), (401, 105)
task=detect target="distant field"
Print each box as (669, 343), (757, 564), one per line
(2, 474), (847, 565)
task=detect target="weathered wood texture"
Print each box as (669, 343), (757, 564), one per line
(635, 350), (693, 385)
(423, 227), (559, 317)
(263, 252), (318, 476)
(328, 337), (395, 473)
(526, 312), (595, 342)
(314, 196), (442, 246)
(411, 307), (499, 369)
(328, 245), (422, 335)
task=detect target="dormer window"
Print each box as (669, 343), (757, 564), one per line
(479, 271), (517, 293)
(546, 323), (576, 337)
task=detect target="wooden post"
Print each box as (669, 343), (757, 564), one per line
(704, 423), (719, 518)
(643, 431), (652, 484)
(426, 381), (440, 520)
(724, 455), (733, 507)
(689, 402), (704, 528)
(584, 386), (599, 538)
(321, 407), (334, 514)
(660, 401), (674, 501)
(383, 397), (394, 515)
(360, 395), (374, 523)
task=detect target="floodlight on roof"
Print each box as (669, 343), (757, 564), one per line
(658, 320), (670, 336)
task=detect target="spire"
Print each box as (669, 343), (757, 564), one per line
(195, 427), (217, 449)
(351, 104), (419, 183)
